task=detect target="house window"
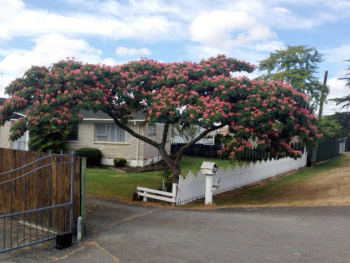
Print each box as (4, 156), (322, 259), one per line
(148, 124), (156, 135)
(215, 128), (222, 134)
(67, 124), (79, 141)
(94, 123), (128, 142)
(11, 120), (27, 150)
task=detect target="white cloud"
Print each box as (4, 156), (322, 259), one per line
(252, 41), (284, 52)
(273, 7), (290, 14)
(115, 47), (152, 57)
(1, 0), (349, 45)
(185, 44), (229, 61)
(0, 0), (186, 42)
(189, 10), (276, 49)
(0, 34), (103, 75)
(323, 77), (349, 115)
(321, 45), (350, 114)
(323, 45), (350, 64)
(101, 57), (119, 66)
(0, 34), (116, 95)
(0, 0), (25, 40)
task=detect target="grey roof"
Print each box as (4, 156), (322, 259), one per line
(80, 110), (145, 120)
(0, 97), (145, 121)
(80, 110), (111, 119)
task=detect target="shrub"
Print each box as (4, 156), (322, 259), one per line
(214, 134), (224, 146)
(169, 152), (177, 160)
(75, 147), (102, 167)
(158, 168), (173, 192)
(114, 158), (128, 168)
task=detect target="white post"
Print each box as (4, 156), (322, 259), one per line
(25, 131), (29, 151)
(77, 217), (82, 241)
(172, 183), (177, 205)
(205, 175), (213, 205)
(172, 183), (177, 194)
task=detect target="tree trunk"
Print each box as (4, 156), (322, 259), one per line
(157, 146), (182, 184)
(171, 163), (181, 184)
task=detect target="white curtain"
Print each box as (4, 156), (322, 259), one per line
(11, 134), (26, 150)
(95, 123), (128, 142)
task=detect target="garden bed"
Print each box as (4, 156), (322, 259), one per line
(114, 160), (168, 173)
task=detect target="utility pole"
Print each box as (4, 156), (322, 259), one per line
(310, 70), (328, 167)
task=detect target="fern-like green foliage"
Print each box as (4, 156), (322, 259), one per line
(330, 60), (350, 109)
(28, 124), (70, 153)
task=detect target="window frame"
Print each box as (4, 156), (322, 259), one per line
(148, 124), (156, 136)
(94, 123), (128, 143)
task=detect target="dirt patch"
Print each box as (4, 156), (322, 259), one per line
(280, 164), (350, 206)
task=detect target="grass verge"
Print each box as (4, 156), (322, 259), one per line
(185, 153), (350, 208)
(86, 168), (160, 201)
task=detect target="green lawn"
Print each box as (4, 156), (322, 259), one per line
(179, 156), (235, 176)
(86, 156), (235, 201)
(86, 168), (159, 201)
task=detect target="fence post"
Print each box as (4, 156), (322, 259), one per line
(80, 157), (87, 238)
(70, 152), (75, 234)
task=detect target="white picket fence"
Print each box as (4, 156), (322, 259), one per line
(137, 184), (177, 203)
(136, 153), (307, 205)
(175, 152), (307, 205)
(339, 141), (346, 153)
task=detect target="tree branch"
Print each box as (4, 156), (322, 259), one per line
(106, 109), (159, 149)
(175, 123), (225, 164)
(161, 117), (170, 146)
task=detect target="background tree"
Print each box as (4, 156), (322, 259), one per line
(258, 45), (329, 110)
(172, 123), (202, 144)
(317, 117), (343, 139)
(320, 112), (350, 138)
(331, 60), (350, 108)
(0, 55), (321, 183)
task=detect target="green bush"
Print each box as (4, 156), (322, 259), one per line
(214, 133), (224, 146)
(158, 168), (173, 192)
(114, 158), (128, 168)
(169, 152), (178, 160)
(75, 147), (102, 167)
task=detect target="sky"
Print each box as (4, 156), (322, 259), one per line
(0, 0), (350, 116)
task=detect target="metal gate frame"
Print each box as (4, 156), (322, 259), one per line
(0, 152), (76, 253)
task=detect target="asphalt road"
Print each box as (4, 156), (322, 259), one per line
(1, 196), (350, 263)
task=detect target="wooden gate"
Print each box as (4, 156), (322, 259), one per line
(0, 148), (81, 253)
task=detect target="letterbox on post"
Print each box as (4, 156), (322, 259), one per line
(200, 162), (218, 175)
(200, 162), (218, 205)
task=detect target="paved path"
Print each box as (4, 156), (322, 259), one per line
(1, 196), (350, 262)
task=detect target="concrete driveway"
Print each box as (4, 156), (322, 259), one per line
(1, 196), (350, 263)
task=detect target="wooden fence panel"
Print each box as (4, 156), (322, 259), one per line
(0, 148), (81, 232)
